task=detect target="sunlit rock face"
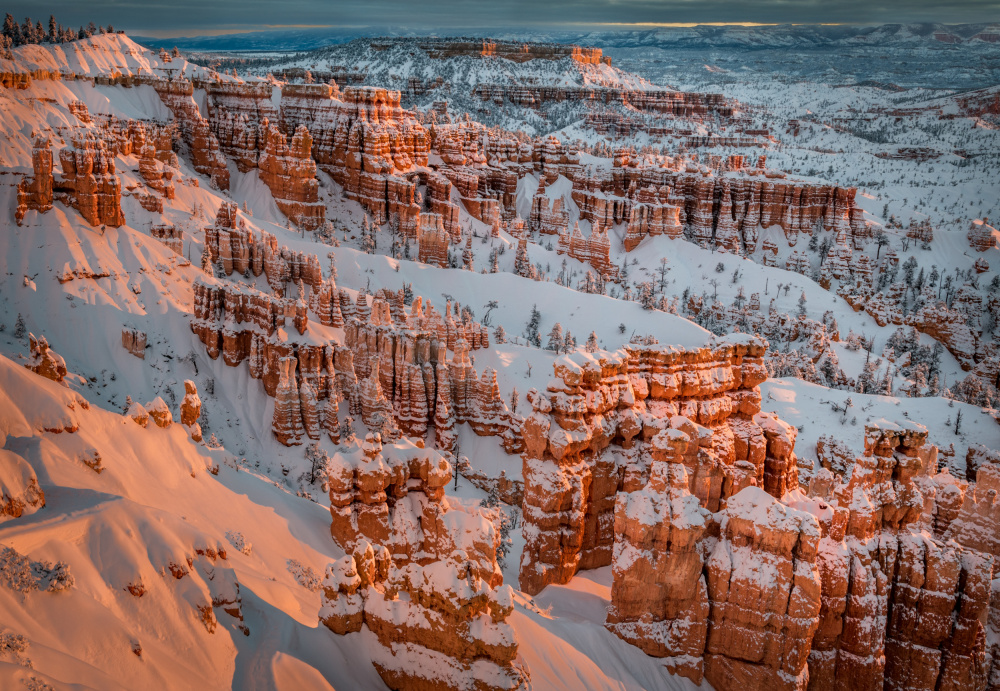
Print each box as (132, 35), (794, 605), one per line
(518, 337), (774, 596)
(598, 412), (999, 691)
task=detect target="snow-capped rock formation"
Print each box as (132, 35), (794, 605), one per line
(152, 78), (230, 190)
(603, 414), (999, 690)
(518, 337), (775, 595)
(25, 334), (68, 385)
(55, 133), (125, 228)
(323, 434), (527, 690)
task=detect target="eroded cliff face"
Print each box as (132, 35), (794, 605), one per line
(190, 205), (516, 454)
(509, 333), (999, 691)
(277, 84), (429, 229)
(257, 121), (326, 230)
(152, 78), (230, 190)
(568, 149), (866, 256)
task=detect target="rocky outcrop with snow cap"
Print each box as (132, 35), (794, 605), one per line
(518, 337), (773, 596)
(322, 435), (527, 690)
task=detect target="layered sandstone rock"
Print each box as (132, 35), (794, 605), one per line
(968, 218), (998, 252)
(121, 327), (147, 359)
(15, 135), (54, 225)
(180, 380), (203, 442)
(601, 405), (997, 691)
(206, 81), (277, 171)
(472, 84), (735, 120)
(570, 156), (865, 255)
(276, 85), (428, 227)
(257, 121), (325, 230)
(55, 134), (125, 227)
(342, 294), (517, 453)
(417, 212), (450, 268)
(272, 356), (304, 446)
(152, 78), (230, 189)
(556, 220), (615, 278)
(519, 337), (772, 595)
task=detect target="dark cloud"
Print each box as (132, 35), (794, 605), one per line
(4, 0), (999, 36)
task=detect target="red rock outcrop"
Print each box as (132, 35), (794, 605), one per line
(602, 407), (996, 691)
(54, 134), (125, 227)
(518, 337), (773, 596)
(556, 220), (615, 278)
(149, 224), (183, 255)
(121, 327), (146, 359)
(152, 78), (230, 190)
(342, 294), (518, 453)
(25, 334), (67, 385)
(570, 155), (865, 254)
(417, 212), (450, 268)
(272, 356), (304, 446)
(15, 135), (54, 225)
(257, 121), (325, 229)
(968, 218), (998, 252)
(206, 81), (278, 171)
(180, 380), (202, 442)
(472, 84), (735, 120)
(278, 85), (428, 227)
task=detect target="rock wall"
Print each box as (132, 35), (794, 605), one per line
(206, 81), (277, 171)
(190, 243), (518, 453)
(602, 410), (999, 691)
(569, 153), (865, 254)
(278, 85), (428, 227)
(472, 84), (735, 120)
(152, 78), (230, 190)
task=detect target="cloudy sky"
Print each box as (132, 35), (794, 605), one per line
(6, 0), (1000, 37)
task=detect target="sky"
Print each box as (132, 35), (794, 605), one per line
(5, 0), (1000, 37)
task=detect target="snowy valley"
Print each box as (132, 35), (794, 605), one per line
(0, 20), (999, 691)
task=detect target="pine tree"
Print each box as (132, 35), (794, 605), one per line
(13, 313), (25, 338)
(546, 323), (564, 352)
(927, 374), (942, 397)
(797, 292), (808, 318)
(339, 416), (356, 445)
(524, 305), (541, 347)
(585, 331), (599, 353)
(563, 331), (576, 353)
(306, 442), (328, 484)
(494, 324), (506, 344)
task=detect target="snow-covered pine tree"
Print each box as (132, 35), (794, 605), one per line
(546, 323), (564, 351)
